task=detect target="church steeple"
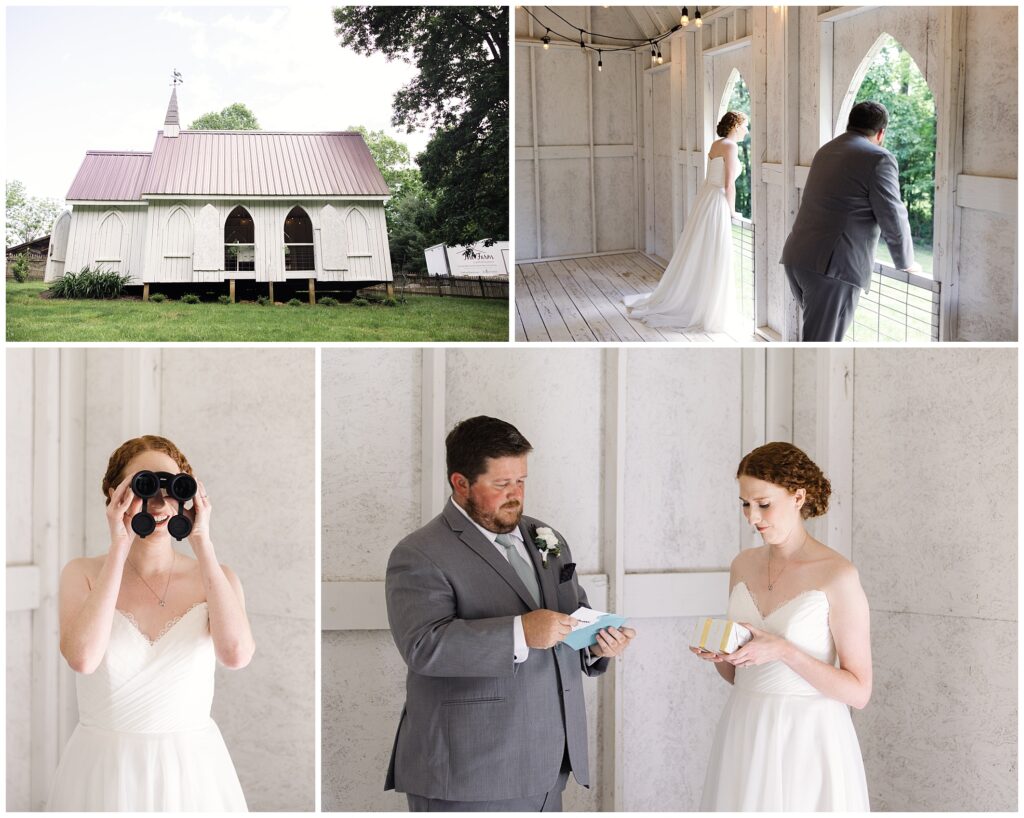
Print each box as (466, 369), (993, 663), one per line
(164, 70), (182, 138)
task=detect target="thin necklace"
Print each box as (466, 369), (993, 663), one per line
(127, 551), (175, 607)
(767, 534), (808, 591)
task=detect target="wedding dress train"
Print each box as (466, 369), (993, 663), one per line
(624, 155), (738, 332)
(47, 602), (248, 811)
(700, 582), (870, 811)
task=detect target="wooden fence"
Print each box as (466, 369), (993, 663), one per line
(368, 273), (509, 299)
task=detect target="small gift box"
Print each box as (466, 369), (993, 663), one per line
(690, 617), (752, 655)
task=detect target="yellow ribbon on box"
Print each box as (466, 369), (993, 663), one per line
(699, 617), (712, 648)
(720, 621), (733, 653)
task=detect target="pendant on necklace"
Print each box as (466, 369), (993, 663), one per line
(159, 600), (166, 607)
(767, 583), (773, 591)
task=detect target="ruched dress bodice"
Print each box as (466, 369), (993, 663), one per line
(705, 154), (729, 189)
(77, 603), (215, 733)
(47, 602), (247, 811)
(730, 583), (835, 696)
(700, 582), (870, 811)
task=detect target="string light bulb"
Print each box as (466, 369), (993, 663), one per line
(656, 44), (664, 64)
(695, 7), (702, 28)
(579, 28), (585, 50)
(650, 42), (657, 66)
(597, 50), (603, 72)
(681, 7), (689, 26)
(542, 28), (550, 49)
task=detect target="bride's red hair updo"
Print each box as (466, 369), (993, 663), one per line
(101, 435), (193, 505)
(717, 110), (747, 138)
(736, 441), (831, 519)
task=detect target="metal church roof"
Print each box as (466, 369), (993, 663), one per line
(66, 131), (390, 201)
(65, 151), (153, 201)
(142, 130), (390, 197)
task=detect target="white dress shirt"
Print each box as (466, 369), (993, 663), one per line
(450, 498), (533, 663)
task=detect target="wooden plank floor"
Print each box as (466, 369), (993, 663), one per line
(516, 253), (760, 343)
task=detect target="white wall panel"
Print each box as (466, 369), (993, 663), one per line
(593, 51), (636, 145)
(623, 350), (742, 571)
(445, 349), (604, 573)
(594, 157), (636, 253)
(539, 158), (594, 258)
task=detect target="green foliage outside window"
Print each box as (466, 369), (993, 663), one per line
(855, 36), (936, 245)
(724, 76), (751, 220)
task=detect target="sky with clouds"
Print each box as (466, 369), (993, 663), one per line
(6, 5), (433, 201)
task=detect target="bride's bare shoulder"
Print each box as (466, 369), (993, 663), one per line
(813, 545), (862, 593)
(729, 545), (762, 584)
(60, 554), (105, 586)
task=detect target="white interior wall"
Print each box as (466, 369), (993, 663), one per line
(5, 349), (315, 811)
(6, 350), (35, 810)
(321, 347), (1016, 811)
(515, 5), (1018, 341)
(849, 349), (1017, 811)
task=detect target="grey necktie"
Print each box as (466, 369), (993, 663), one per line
(496, 533), (540, 608)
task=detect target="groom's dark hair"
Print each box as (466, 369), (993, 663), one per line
(446, 416), (533, 485)
(847, 101), (889, 136)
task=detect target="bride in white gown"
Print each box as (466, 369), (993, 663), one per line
(48, 436), (254, 811)
(624, 111), (748, 332)
(694, 442), (872, 811)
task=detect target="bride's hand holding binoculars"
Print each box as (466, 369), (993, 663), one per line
(183, 479), (213, 551)
(106, 475), (142, 554)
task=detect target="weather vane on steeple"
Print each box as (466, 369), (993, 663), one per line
(171, 69), (183, 87)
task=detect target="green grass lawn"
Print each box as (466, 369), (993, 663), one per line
(6, 282), (509, 342)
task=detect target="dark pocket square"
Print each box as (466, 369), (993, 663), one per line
(559, 563), (577, 583)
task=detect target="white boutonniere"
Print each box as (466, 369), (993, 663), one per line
(530, 525), (562, 566)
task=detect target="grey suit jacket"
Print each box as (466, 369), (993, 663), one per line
(384, 501), (609, 802)
(780, 131), (914, 291)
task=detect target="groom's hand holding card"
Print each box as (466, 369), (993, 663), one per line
(564, 607), (631, 652)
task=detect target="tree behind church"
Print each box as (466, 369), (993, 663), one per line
(189, 103), (261, 130)
(333, 6), (508, 248)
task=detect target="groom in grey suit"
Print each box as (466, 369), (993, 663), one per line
(385, 416), (635, 812)
(781, 100), (921, 341)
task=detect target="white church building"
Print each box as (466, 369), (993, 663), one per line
(46, 87), (394, 299)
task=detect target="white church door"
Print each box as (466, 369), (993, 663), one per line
(44, 210), (71, 282)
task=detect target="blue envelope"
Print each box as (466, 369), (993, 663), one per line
(563, 614), (628, 651)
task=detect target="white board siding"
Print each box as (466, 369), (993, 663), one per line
(161, 207), (194, 282)
(67, 198), (392, 285)
(64, 206), (147, 284)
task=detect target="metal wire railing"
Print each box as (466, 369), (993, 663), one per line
(844, 264), (941, 342)
(731, 216), (755, 326)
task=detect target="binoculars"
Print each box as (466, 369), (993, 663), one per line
(130, 471), (197, 541)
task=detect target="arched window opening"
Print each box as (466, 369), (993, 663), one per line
(224, 206), (255, 272)
(718, 69), (752, 220)
(718, 69), (754, 327)
(284, 206), (315, 272)
(851, 34), (936, 277)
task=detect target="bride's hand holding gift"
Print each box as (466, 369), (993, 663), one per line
(724, 623), (790, 667)
(690, 646), (727, 663)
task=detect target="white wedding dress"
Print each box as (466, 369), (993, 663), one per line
(701, 582), (870, 811)
(47, 602), (248, 812)
(624, 154), (737, 332)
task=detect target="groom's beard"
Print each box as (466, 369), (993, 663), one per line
(465, 495), (523, 534)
